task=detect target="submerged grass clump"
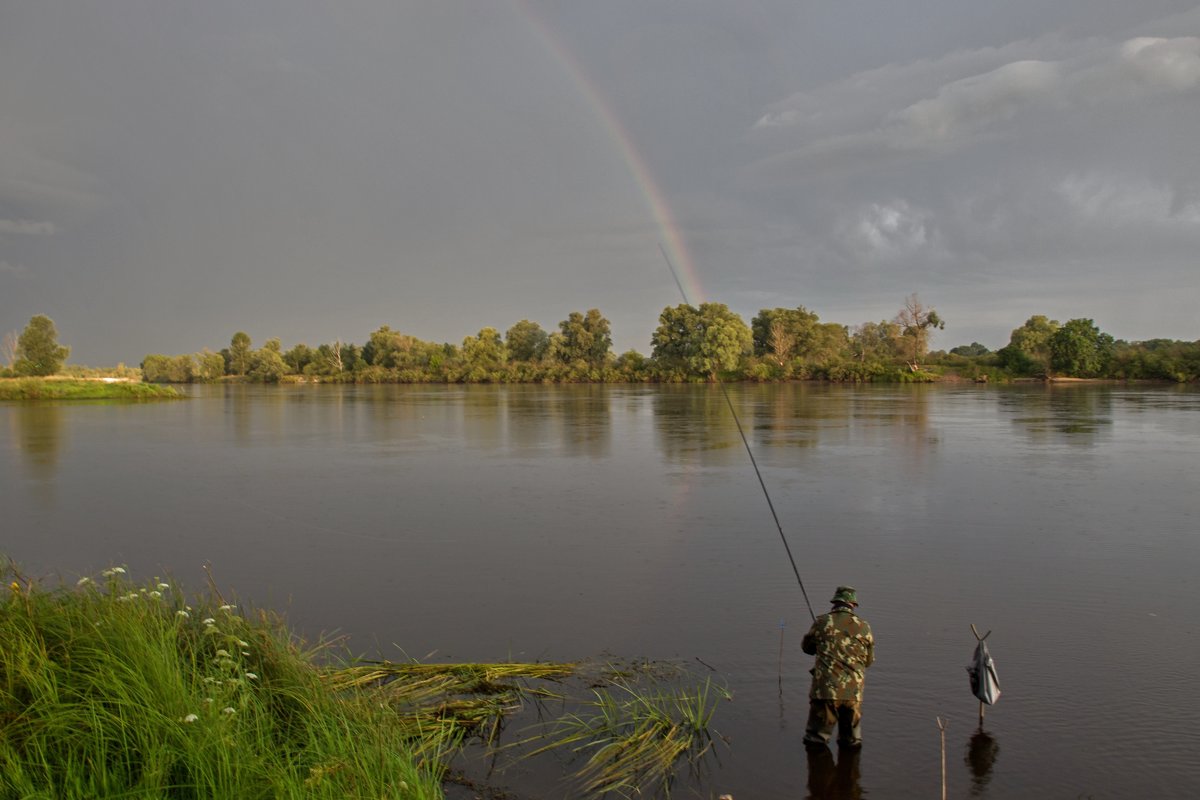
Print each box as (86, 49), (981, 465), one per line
(1, 561), (726, 799)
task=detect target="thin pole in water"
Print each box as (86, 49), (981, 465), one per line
(936, 716), (948, 800)
(658, 245), (816, 621)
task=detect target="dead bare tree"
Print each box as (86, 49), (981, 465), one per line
(767, 320), (795, 366)
(330, 339), (343, 373)
(1, 329), (18, 369)
(894, 293), (944, 370)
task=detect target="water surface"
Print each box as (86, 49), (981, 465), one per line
(3, 383), (1199, 798)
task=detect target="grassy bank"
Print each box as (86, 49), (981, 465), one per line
(0, 565), (725, 799)
(0, 378), (180, 401)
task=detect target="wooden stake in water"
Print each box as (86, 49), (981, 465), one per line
(936, 716), (948, 800)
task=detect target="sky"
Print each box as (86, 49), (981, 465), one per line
(2, 1), (1199, 364)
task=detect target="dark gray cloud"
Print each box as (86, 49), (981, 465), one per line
(1, 1), (1197, 362)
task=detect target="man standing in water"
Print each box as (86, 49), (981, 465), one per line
(802, 586), (874, 749)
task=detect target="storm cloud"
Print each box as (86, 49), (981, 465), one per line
(1, 1), (1197, 362)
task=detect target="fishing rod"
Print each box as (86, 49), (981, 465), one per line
(658, 245), (816, 622)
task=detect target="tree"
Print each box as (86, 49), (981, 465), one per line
(1, 330), (18, 369)
(249, 345), (287, 382)
(229, 332), (252, 376)
(997, 315), (1059, 375)
(950, 342), (990, 357)
(14, 315), (70, 376)
(284, 343), (313, 374)
(556, 309), (612, 365)
(505, 320), (550, 362)
(196, 350), (226, 381)
(893, 294), (944, 367)
(751, 307), (820, 359)
(651, 303), (752, 380)
(461, 327), (506, 379)
(1049, 318), (1114, 377)
(850, 320), (901, 363)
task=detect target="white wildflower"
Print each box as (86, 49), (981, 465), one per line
(219, 604), (236, 612)
(157, 583), (170, 591)
(237, 640), (249, 648)
(221, 707), (236, 715)
(215, 649), (230, 658)
(202, 697), (214, 704)
(101, 567), (127, 577)
(176, 610), (190, 618)
(244, 672), (258, 681)
(241, 650), (251, 656)
(182, 713), (199, 723)
(202, 618), (216, 626)
(149, 591), (162, 599)
(76, 577), (92, 586)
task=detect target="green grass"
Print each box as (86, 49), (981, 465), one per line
(0, 565), (727, 799)
(0, 378), (180, 401)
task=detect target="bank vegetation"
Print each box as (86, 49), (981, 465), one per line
(0, 562), (726, 799)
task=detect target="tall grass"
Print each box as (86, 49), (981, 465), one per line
(0, 566), (449, 798)
(1, 564), (727, 799)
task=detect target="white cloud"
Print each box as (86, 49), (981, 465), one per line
(843, 200), (936, 258)
(1120, 36), (1200, 90)
(890, 59), (1061, 143)
(0, 219), (55, 235)
(1058, 173), (1200, 227)
(751, 35), (1200, 167)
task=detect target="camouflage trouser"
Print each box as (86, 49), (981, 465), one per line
(803, 699), (862, 747)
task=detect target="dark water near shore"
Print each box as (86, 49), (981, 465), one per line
(4, 383), (1199, 798)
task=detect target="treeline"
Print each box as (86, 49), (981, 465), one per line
(934, 316), (1200, 382)
(138, 298), (1199, 385)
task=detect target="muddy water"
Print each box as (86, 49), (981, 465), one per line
(3, 383), (1199, 798)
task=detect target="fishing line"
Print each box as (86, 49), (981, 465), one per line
(658, 245), (816, 622)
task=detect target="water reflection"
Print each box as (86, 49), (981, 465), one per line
(505, 385), (612, 458)
(652, 385), (741, 464)
(10, 403), (63, 482)
(964, 729), (999, 796)
(1003, 385), (1114, 443)
(805, 745), (862, 800)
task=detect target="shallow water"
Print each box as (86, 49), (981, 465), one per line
(4, 383), (1199, 798)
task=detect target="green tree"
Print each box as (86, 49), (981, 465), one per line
(651, 303), (752, 380)
(229, 332), (252, 376)
(950, 342), (990, 357)
(196, 350), (226, 382)
(249, 345), (287, 382)
(284, 343), (313, 374)
(751, 307), (820, 363)
(14, 315), (70, 376)
(850, 320), (901, 364)
(1049, 318), (1114, 377)
(556, 309), (612, 365)
(505, 320), (550, 362)
(461, 327), (506, 379)
(997, 315), (1059, 375)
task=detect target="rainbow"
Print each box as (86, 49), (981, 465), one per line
(515, 2), (705, 306)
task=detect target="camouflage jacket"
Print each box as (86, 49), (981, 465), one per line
(801, 608), (874, 701)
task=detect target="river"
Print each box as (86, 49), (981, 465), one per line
(3, 383), (1199, 798)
